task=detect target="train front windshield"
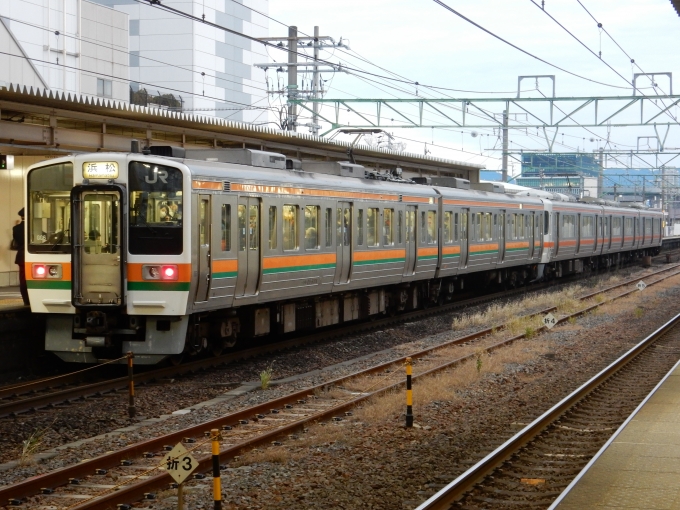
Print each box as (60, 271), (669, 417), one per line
(129, 162), (184, 255)
(27, 162), (73, 254)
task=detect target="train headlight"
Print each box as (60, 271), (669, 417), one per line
(161, 265), (178, 281)
(32, 264), (46, 278)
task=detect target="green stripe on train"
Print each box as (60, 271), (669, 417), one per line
(127, 282), (191, 291)
(470, 249), (498, 255)
(212, 271), (238, 279)
(354, 257), (405, 266)
(27, 280), (71, 290)
(263, 263), (335, 275)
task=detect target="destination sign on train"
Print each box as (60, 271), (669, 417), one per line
(83, 161), (119, 179)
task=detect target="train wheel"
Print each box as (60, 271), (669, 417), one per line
(170, 353), (184, 366)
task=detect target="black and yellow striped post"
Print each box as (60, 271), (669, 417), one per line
(211, 428), (222, 510)
(127, 351), (135, 419)
(405, 357), (413, 428)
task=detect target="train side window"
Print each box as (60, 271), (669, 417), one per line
(454, 213), (459, 241)
(283, 205), (298, 251)
(238, 205), (246, 251)
(221, 204), (231, 251)
(485, 213), (492, 241)
(268, 206), (277, 250)
(325, 208), (332, 247)
(357, 209), (364, 246)
(383, 208), (394, 246)
(443, 211), (453, 244)
(427, 211), (437, 244)
(461, 212), (468, 240)
(304, 206), (319, 249)
(397, 210), (403, 244)
(544, 211), (550, 235)
(368, 208), (379, 247)
(508, 214), (515, 240)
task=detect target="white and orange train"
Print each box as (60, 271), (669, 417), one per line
(24, 146), (662, 364)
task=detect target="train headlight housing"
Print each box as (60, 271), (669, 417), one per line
(142, 265), (178, 281)
(32, 264), (62, 279)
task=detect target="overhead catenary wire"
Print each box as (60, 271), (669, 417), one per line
(430, 0), (633, 90)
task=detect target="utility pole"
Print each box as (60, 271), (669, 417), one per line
(501, 108), (509, 182)
(257, 27), (345, 134)
(312, 26), (320, 136)
(287, 26), (298, 131)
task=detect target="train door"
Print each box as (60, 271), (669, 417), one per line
(334, 202), (352, 284)
(71, 186), (124, 307)
(195, 195), (212, 302)
(554, 213), (560, 256)
(576, 213), (581, 254)
(595, 215), (601, 253)
(404, 205), (417, 276)
(235, 197), (261, 296)
(460, 209), (469, 269)
(536, 212), (543, 259)
(528, 212), (535, 259)
(497, 211), (505, 264)
(605, 216), (611, 250)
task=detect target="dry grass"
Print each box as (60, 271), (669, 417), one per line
(452, 285), (584, 332)
(232, 445), (296, 466)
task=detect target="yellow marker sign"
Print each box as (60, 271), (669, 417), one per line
(162, 443), (198, 484)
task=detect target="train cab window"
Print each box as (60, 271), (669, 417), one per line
(325, 208), (332, 247)
(283, 205), (298, 251)
(383, 208), (394, 246)
(544, 211), (550, 235)
(268, 206), (277, 250)
(357, 209), (364, 246)
(27, 162), (73, 254)
(129, 162), (183, 255)
(443, 211), (453, 244)
(221, 205), (231, 251)
(368, 208), (379, 247)
(397, 211), (403, 244)
(304, 206), (319, 249)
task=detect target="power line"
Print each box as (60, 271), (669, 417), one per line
(529, 0), (678, 123)
(1, 15), (271, 95)
(431, 0), (633, 90)
(0, 49), (277, 113)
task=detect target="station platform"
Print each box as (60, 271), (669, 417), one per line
(0, 286), (27, 311)
(551, 359), (680, 509)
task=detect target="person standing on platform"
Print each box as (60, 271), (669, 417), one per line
(12, 208), (28, 305)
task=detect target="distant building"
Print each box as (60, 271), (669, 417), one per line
(90, 0), (268, 122)
(517, 153), (602, 198)
(0, 0), (129, 102)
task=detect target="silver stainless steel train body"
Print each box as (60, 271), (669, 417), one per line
(24, 149), (663, 364)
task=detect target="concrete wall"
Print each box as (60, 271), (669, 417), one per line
(93, 0), (268, 122)
(0, 0), (128, 103)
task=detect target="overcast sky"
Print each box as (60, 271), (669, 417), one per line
(268, 0), (680, 172)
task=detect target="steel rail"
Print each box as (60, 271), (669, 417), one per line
(1, 265), (677, 508)
(414, 314), (680, 510)
(0, 262), (647, 417)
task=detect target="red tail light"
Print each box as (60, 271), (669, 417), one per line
(161, 265), (178, 281)
(33, 265), (46, 278)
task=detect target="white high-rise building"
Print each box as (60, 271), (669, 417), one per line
(0, 0), (129, 102)
(91, 0), (269, 123)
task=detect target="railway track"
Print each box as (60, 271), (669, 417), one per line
(415, 307), (680, 509)
(2, 264), (679, 509)
(1, 263), (676, 419)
